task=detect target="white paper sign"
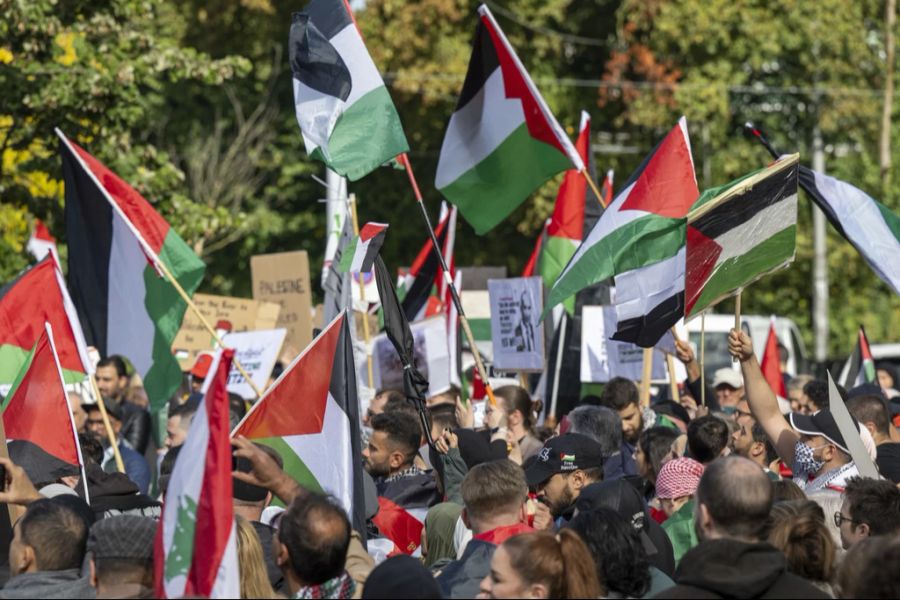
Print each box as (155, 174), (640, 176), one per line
(580, 306), (669, 383)
(222, 329), (288, 399)
(488, 277), (544, 372)
(370, 317), (451, 396)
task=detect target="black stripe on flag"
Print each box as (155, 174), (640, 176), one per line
(611, 291), (685, 348)
(61, 139), (113, 355)
(331, 313), (367, 538)
(290, 12), (352, 101)
(456, 19), (501, 111)
(401, 224), (448, 321)
(691, 162), (799, 240)
(301, 0), (353, 40)
(798, 166), (848, 239)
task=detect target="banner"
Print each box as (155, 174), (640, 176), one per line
(488, 277), (544, 372)
(251, 251), (313, 359)
(580, 306), (669, 383)
(370, 317), (450, 396)
(221, 329), (287, 400)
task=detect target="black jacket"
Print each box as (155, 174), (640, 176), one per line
(653, 539), (832, 599)
(118, 400), (151, 455)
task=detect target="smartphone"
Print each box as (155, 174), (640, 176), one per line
(0, 463), (7, 492)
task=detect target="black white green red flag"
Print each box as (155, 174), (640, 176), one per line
(838, 326), (877, 389)
(339, 222), (388, 274)
(435, 5), (583, 234)
(290, 0), (409, 181)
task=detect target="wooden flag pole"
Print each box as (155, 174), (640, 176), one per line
(88, 374), (126, 473)
(700, 313), (707, 407)
(151, 258), (262, 399)
(348, 194), (375, 389)
(666, 353), (680, 403)
(580, 169), (609, 209)
(399, 153), (496, 406)
(640, 347), (653, 408)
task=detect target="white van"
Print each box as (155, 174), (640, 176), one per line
(685, 314), (810, 377)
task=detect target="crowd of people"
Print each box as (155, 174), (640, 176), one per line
(0, 328), (898, 598)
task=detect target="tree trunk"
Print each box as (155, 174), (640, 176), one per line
(880, 0), (896, 193)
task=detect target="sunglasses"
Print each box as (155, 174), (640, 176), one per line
(833, 511), (861, 528)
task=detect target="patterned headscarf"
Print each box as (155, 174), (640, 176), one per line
(655, 457), (705, 499)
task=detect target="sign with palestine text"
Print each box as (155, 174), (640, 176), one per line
(251, 250), (313, 359)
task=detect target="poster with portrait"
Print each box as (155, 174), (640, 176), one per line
(488, 277), (544, 372)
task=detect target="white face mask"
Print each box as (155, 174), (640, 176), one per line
(793, 440), (827, 475)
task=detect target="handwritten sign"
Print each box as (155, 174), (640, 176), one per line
(222, 329), (287, 400)
(251, 251), (313, 360)
(172, 294), (281, 370)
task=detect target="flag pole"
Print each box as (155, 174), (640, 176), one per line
(640, 347), (653, 408)
(580, 169), (609, 209)
(398, 153), (497, 406)
(151, 258), (263, 399)
(666, 354), (680, 403)
(548, 312), (567, 426)
(700, 313), (707, 407)
(88, 374), (126, 473)
(348, 194), (375, 389)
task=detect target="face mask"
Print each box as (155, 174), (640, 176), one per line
(721, 406), (737, 416)
(793, 440), (826, 475)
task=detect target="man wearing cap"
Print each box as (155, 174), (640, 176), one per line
(525, 433), (605, 529)
(729, 330), (861, 494)
(711, 368), (743, 414)
(85, 401), (151, 495)
(87, 515), (155, 598)
(189, 351), (214, 393)
(656, 457), (704, 563)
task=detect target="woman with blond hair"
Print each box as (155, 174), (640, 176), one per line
(477, 530), (602, 599)
(768, 500), (836, 596)
(236, 515), (279, 599)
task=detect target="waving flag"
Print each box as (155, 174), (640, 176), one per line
(839, 326), (877, 389)
(399, 204), (454, 322)
(232, 313), (366, 535)
(546, 118), (698, 328)
(685, 155), (799, 319)
(339, 222), (389, 274)
(290, 0), (408, 180)
(436, 5), (583, 234)
(760, 317), (787, 398)
(59, 130), (205, 416)
(0, 256), (92, 388)
(155, 349), (239, 599)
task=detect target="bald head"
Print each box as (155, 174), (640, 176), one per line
(695, 456), (773, 542)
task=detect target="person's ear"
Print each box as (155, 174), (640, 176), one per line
(865, 422), (877, 438)
(89, 558), (98, 588)
(527, 582), (549, 598)
(857, 522), (871, 538)
(274, 538), (289, 568)
(571, 470), (586, 491)
(461, 507), (471, 530)
(388, 450), (405, 470)
(20, 545), (35, 573)
(696, 502), (713, 537)
(751, 441), (764, 458)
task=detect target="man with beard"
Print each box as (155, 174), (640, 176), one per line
(84, 400), (151, 494)
(525, 434), (604, 529)
(598, 377), (657, 453)
(655, 456), (830, 598)
(731, 421), (779, 480)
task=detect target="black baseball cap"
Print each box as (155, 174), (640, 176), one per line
(789, 410), (858, 455)
(525, 433), (604, 487)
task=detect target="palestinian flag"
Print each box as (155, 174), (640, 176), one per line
(339, 222), (388, 274)
(0, 256), (92, 388)
(839, 326), (877, 389)
(399, 204), (453, 322)
(435, 5), (583, 234)
(4, 323), (87, 497)
(601, 169), (615, 207)
(26, 218), (61, 267)
(540, 111), (597, 314)
(685, 155), (800, 319)
(760, 317), (787, 398)
(522, 220), (548, 277)
(290, 0), (408, 181)
(59, 130), (205, 416)
(323, 217), (354, 325)
(232, 312), (366, 534)
(546, 118), (698, 320)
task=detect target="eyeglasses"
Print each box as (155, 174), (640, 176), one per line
(833, 512), (860, 528)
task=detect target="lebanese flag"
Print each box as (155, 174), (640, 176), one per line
(232, 312), (366, 534)
(155, 349), (239, 598)
(760, 317), (787, 398)
(547, 118), (697, 335)
(0, 256), (92, 388)
(26, 219), (61, 267)
(59, 130), (205, 413)
(435, 5), (582, 234)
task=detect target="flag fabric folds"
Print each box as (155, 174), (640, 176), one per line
(3, 323), (86, 498)
(59, 131), (205, 415)
(289, 0), (409, 181)
(546, 118), (698, 328)
(760, 317), (787, 398)
(232, 313), (366, 535)
(685, 155), (800, 320)
(339, 222), (389, 274)
(399, 204), (453, 322)
(155, 349), (239, 599)
(798, 167), (900, 296)
(0, 256), (92, 386)
(323, 217), (354, 325)
(435, 5), (583, 234)
(839, 326), (877, 389)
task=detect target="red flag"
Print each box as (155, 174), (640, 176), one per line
(521, 221), (547, 278)
(760, 318), (787, 398)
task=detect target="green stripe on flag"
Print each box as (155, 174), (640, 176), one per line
(253, 436), (324, 506)
(689, 226), (796, 317)
(312, 87), (409, 182)
(876, 201), (900, 242)
(0, 344), (85, 388)
(440, 124), (571, 235)
(540, 235), (578, 314)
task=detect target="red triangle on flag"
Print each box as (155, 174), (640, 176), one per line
(547, 115), (592, 241)
(4, 324), (81, 467)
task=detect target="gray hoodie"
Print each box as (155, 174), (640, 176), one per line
(0, 569), (95, 599)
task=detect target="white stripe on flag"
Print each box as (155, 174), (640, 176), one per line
(707, 193), (797, 264)
(614, 247), (685, 323)
(331, 25), (383, 105)
(107, 211), (156, 378)
(211, 522), (240, 599)
(293, 78), (343, 156)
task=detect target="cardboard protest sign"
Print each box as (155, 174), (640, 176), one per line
(370, 317), (450, 396)
(221, 329), (287, 400)
(580, 305), (669, 383)
(488, 277), (544, 372)
(251, 251), (313, 359)
(172, 294), (281, 370)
